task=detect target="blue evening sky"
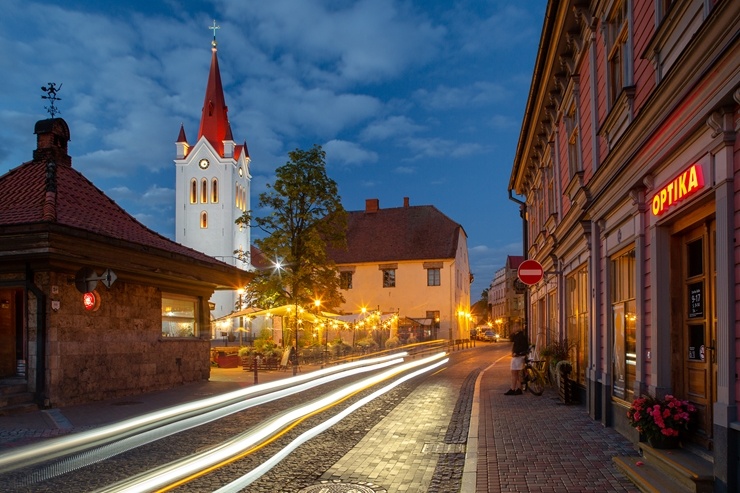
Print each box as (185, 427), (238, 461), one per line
(0, 0), (546, 301)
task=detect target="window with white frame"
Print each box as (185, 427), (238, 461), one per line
(427, 268), (440, 286)
(161, 295), (198, 337)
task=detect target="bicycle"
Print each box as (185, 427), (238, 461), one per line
(520, 347), (545, 396)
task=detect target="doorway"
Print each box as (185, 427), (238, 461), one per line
(671, 219), (716, 449)
(0, 289), (21, 378)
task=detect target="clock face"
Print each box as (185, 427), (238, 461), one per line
(198, 158), (210, 169)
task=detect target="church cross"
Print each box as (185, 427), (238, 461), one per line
(209, 20), (220, 40)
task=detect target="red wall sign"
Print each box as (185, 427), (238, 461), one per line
(518, 259), (544, 286)
(651, 164), (704, 216)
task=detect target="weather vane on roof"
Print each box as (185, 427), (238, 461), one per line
(209, 20), (220, 47)
(41, 82), (62, 118)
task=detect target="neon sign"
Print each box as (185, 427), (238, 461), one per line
(651, 164), (704, 216)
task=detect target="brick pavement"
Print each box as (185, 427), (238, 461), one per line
(0, 348), (642, 492)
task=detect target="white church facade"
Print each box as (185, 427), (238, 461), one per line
(174, 32), (251, 327)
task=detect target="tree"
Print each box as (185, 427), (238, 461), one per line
(236, 145), (347, 311)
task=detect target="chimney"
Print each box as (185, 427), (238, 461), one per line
(403, 197), (409, 208)
(34, 118), (72, 167)
(365, 198), (379, 213)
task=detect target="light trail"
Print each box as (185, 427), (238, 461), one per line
(94, 352), (448, 493)
(0, 353), (407, 474)
(215, 355), (449, 492)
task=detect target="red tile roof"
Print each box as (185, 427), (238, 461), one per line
(328, 204), (465, 264)
(0, 155), (224, 265)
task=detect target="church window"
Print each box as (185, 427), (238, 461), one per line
(200, 211), (208, 228)
(190, 179), (197, 204)
(211, 178), (219, 203)
(241, 187), (246, 211)
(200, 178), (208, 203)
(235, 184), (240, 208)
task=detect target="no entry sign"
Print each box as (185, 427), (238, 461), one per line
(518, 259), (544, 286)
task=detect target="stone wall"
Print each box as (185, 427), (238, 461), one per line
(42, 271), (210, 407)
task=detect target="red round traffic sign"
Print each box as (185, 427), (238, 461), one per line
(518, 259), (544, 286)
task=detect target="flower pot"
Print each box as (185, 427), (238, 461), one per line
(647, 435), (679, 449)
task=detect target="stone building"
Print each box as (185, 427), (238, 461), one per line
(509, 1), (738, 490)
(488, 255), (524, 338)
(0, 117), (250, 410)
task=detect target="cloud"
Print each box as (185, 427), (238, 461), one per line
(413, 81), (509, 111)
(360, 115), (424, 142)
(323, 140), (378, 166)
(218, 0), (445, 84)
(393, 166), (415, 174)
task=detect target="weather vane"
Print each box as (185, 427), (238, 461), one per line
(41, 82), (62, 118)
(209, 19), (220, 47)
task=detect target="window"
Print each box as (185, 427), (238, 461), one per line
(566, 265), (588, 385)
(162, 295), (198, 337)
(340, 271), (353, 290)
(235, 184), (239, 208)
(211, 178), (218, 203)
(190, 179), (197, 204)
(383, 269), (396, 288)
(566, 103), (581, 177)
(607, 1), (629, 105)
(611, 248), (636, 401)
(200, 211), (208, 228)
(427, 268), (440, 286)
(426, 310), (440, 338)
(200, 178), (208, 203)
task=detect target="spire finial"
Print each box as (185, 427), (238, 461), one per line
(209, 20), (220, 49)
(41, 82), (63, 118)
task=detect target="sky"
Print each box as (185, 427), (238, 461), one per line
(1, 0), (546, 302)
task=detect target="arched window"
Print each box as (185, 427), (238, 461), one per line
(235, 184), (240, 208)
(241, 187), (246, 211)
(200, 178), (208, 203)
(211, 178), (219, 203)
(200, 211), (208, 228)
(190, 179), (197, 204)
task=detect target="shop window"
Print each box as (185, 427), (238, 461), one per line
(566, 265), (589, 385)
(161, 295), (198, 337)
(427, 268), (440, 286)
(611, 248), (636, 401)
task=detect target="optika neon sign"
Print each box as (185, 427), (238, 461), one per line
(651, 164), (705, 216)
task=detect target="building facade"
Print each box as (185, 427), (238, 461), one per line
(0, 118), (249, 409)
(508, 1), (738, 490)
(174, 34), (252, 323)
(488, 255), (524, 338)
(328, 198), (471, 342)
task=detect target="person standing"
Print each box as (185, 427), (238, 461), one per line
(504, 329), (529, 395)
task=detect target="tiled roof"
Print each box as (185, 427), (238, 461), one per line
(507, 255), (524, 270)
(0, 158), (223, 265)
(328, 204), (465, 264)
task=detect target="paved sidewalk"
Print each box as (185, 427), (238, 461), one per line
(471, 355), (640, 493)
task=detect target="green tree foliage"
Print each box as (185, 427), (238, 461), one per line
(236, 145), (347, 311)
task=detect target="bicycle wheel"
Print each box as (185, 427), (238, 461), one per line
(524, 367), (545, 396)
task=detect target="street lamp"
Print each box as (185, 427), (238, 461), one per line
(237, 288), (245, 346)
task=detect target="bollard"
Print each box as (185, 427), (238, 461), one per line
(253, 355), (258, 385)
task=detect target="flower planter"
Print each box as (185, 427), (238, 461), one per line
(647, 435), (680, 449)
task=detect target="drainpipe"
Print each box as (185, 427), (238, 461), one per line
(508, 190), (528, 339)
(24, 264), (46, 406)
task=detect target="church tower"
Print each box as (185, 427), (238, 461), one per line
(175, 25), (251, 323)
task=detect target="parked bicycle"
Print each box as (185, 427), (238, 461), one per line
(521, 346), (545, 396)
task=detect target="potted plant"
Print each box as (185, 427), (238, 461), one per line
(627, 394), (696, 448)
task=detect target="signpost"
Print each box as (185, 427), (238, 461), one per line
(518, 259), (544, 286)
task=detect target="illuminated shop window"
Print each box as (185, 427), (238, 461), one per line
(161, 295), (198, 337)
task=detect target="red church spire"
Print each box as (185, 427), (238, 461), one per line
(198, 29), (229, 156)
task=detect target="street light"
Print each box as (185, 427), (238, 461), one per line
(237, 288), (245, 346)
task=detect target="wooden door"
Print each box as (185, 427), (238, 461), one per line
(681, 221), (716, 447)
(0, 290), (16, 377)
